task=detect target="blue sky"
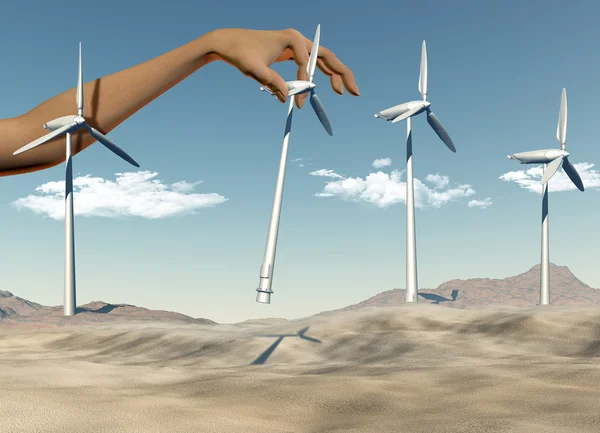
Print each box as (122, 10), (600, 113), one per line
(1, 0), (599, 323)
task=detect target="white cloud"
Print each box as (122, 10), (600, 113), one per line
(171, 180), (203, 193)
(291, 157), (312, 168)
(372, 158), (392, 169)
(12, 171), (227, 220)
(499, 162), (600, 193)
(468, 197), (493, 209)
(313, 169), (476, 209)
(425, 173), (450, 189)
(309, 169), (344, 179)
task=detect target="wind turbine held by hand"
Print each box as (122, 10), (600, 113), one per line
(256, 25), (333, 305)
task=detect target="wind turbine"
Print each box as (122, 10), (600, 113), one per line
(13, 42), (140, 316)
(255, 25), (333, 304)
(507, 88), (584, 305)
(373, 41), (456, 304)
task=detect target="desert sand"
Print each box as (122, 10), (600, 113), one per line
(1, 303), (600, 432)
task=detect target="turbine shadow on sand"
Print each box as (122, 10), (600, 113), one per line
(76, 304), (121, 314)
(251, 326), (321, 365)
(418, 289), (459, 305)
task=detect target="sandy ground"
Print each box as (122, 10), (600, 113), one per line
(1, 303), (600, 433)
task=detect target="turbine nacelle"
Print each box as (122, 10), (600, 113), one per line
(287, 80), (316, 96)
(44, 115), (77, 131)
(260, 80), (316, 98)
(507, 149), (569, 164)
(374, 100), (430, 121)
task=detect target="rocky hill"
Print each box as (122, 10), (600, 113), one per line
(0, 290), (216, 326)
(320, 263), (600, 314)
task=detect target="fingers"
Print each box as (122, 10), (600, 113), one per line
(295, 59), (309, 109)
(282, 29), (310, 72)
(303, 37), (360, 96)
(246, 62), (288, 102)
(281, 29), (310, 109)
(319, 47), (360, 95)
(317, 61), (344, 95)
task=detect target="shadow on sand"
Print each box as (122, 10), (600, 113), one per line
(76, 304), (121, 315)
(418, 289), (459, 305)
(251, 326), (321, 365)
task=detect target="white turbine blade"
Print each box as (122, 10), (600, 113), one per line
(13, 123), (79, 155)
(84, 124), (140, 167)
(562, 156), (584, 191)
(541, 156), (564, 185)
(77, 42), (83, 114)
(556, 88), (567, 146)
(307, 24), (320, 82)
(309, 91), (333, 135)
(418, 40), (428, 100)
(391, 106), (422, 123)
(426, 110), (456, 152)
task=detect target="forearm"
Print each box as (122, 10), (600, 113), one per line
(0, 31), (218, 177)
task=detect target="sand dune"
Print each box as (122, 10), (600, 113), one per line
(1, 304), (600, 432)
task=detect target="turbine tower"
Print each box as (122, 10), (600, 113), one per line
(256, 25), (333, 304)
(13, 42), (140, 316)
(507, 88), (584, 305)
(374, 41), (456, 304)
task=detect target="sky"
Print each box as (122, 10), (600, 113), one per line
(0, 0), (599, 324)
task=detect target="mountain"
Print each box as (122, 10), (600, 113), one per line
(0, 290), (217, 326)
(2, 263), (598, 326)
(321, 263), (600, 314)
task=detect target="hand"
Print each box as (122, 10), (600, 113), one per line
(205, 28), (360, 108)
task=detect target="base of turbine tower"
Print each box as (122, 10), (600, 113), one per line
(256, 289), (272, 304)
(405, 291), (418, 303)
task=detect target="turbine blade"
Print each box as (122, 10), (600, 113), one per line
(418, 40), (427, 99)
(541, 156), (563, 185)
(13, 123), (79, 155)
(426, 110), (456, 152)
(310, 91), (333, 136)
(77, 42), (83, 114)
(307, 25), (320, 82)
(556, 88), (567, 146)
(84, 125), (140, 167)
(562, 156), (584, 191)
(391, 106), (422, 123)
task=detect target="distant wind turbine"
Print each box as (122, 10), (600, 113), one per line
(13, 42), (140, 316)
(507, 88), (584, 305)
(256, 25), (333, 304)
(374, 41), (456, 304)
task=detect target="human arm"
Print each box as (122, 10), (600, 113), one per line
(1, 28), (359, 177)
